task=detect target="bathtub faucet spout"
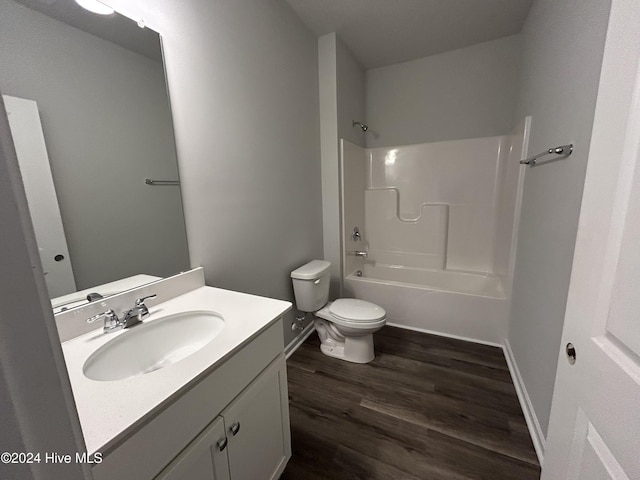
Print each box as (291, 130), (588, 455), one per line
(349, 250), (368, 258)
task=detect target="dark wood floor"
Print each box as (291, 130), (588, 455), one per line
(281, 326), (540, 480)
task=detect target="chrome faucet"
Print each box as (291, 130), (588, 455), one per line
(86, 294), (157, 333)
(121, 294), (157, 328)
(349, 250), (368, 258)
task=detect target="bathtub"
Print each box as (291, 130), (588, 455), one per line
(354, 264), (504, 298)
(343, 265), (509, 345)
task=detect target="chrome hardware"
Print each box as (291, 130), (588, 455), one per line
(144, 178), (180, 186)
(292, 313), (306, 332)
(217, 437), (228, 451)
(349, 250), (368, 258)
(86, 309), (122, 333)
(352, 226), (361, 242)
(121, 294), (157, 328)
(356, 270), (363, 277)
(135, 294), (157, 307)
(520, 144), (573, 166)
(85, 294), (157, 333)
(352, 120), (368, 132)
(230, 422), (240, 436)
(566, 343), (576, 365)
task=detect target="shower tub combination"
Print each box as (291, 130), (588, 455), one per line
(341, 119), (529, 345)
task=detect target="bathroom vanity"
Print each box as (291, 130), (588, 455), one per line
(58, 269), (292, 480)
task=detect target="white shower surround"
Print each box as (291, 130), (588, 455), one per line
(341, 119), (529, 344)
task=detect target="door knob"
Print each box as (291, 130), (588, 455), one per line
(566, 343), (576, 365)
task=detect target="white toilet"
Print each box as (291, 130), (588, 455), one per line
(291, 260), (386, 363)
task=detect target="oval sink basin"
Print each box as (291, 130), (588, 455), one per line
(83, 311), (224, 381)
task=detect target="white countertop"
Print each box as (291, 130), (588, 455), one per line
(62, 286), (291, 455)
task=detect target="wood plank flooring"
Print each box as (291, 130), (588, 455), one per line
(281, 326), (540, 480)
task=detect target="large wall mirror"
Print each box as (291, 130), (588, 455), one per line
(0, 0), (190, 312)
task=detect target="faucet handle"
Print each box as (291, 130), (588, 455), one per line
(135, 294), (157, 307)
(87, 309), (117, 324)
(87, 309), (122, 333)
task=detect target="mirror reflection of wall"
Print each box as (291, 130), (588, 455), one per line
(0, 0), (190, 308)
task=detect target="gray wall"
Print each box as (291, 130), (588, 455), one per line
(319, 33), (365, 298)
(318, 33), (341, 299)
(337, 38), (366, 149)
(107, 0), (323, 346)
(0, 92), (87, 480)
(0, 0), (189, 291)
(508, 0), (612, 439)
(365, 35), (521, 148)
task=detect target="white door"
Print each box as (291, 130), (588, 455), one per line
(3, 95), (76, 298)
(542, 1), (640, 478)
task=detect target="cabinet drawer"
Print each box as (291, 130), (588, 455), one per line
(93, 318), (283, 480)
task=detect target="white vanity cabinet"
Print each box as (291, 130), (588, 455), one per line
(157, 355), (290, 480)
(156, 416), (231, 480)
(91, 318), (291, 480)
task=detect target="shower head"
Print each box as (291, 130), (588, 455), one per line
(352, 120), (368, 132)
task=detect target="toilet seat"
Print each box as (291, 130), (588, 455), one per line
(315, 299), (386, 329)
(329, 298), (386, 323)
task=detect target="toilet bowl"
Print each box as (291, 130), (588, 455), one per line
(291, 260), (386, 363)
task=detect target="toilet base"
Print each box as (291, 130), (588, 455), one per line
(314, 319), (376, 364)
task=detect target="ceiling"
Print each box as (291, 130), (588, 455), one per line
(15, 0), (161, 61)
(285, 0), (534, 69)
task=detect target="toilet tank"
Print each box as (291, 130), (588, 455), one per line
(290, 260), (331, 312)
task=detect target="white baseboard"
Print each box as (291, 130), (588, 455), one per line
(285, 322), (315, 359)
(385, 322), (503, 348)
(503, 339), (545, 465)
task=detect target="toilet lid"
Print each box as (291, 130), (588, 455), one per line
(329, 299), (386, 322)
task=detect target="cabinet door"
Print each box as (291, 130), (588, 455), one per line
(156, 416), (231, 480)
(224, 355), (291, 480)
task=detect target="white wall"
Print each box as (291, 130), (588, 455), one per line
(319, 33), (365, 298)
(102, 0), (323, 346)
(365, 35), (521, 148)
(507, 0), (612, 444)
(0, 0), (189, 290)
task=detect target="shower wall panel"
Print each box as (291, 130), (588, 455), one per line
(364, 189), (448, 269)
(367, 136), (506, 273)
